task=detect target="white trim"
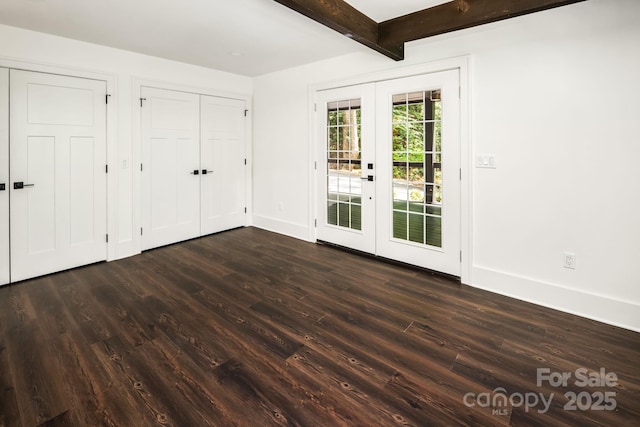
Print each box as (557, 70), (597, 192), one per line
(307, 91), (315, 242)
(132, 76), (251, 101)
(308, 56), (472, 283)
(459, 57), (472, 285)
(311, 56), (470, 92)
(0, 67), (9, 286)
(131, 77), (253, 255)
(0, 56), (119, 262)
(252, 215), (311, 242)
(473, 266), (640, 333)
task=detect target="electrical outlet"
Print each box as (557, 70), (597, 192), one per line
(563, 252), (576, 269)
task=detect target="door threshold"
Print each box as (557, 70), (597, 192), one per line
(316, 240), (461, 283)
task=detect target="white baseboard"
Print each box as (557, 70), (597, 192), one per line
(251, 215), (312, 242)
(471, 265), (640, 333)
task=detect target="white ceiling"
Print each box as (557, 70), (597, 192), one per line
(0, 0), (449, 77)
(345, 0), (450, 22)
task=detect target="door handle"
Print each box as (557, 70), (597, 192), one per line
(14, 182), (35, 189)
(360, 175), (374, 182)
(201, 169), (210, 175)
(190, 170), (199, 175)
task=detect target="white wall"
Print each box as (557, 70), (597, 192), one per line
(0, 24), (252, 259)
(253, 0), (640, 331)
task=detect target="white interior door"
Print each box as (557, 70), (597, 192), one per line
(10, 70), (108, 282)
(375, 70), (461, 276)
(0, 68), (9, 286)
(316, 84), (376, 253)
(200, 95), (247, 235)
(141, 87), (200, 250)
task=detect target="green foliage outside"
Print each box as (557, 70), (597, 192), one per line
(327, 198), (442, 247)
(325, 94), (444, 248)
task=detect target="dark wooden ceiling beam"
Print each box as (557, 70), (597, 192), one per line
(271, 0), (404, 60)
(378, 0), (588, 50)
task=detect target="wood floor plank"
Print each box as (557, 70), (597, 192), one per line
(0, 310), (22, 427)
(5, 320), (70, 426)
(0, 226), (638, 426)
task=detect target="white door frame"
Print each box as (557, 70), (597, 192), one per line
(309, 56), (472, 284)
(0, 57), (118, 263)
(132, 78), (252, 255)
(0, 67), (9, 286)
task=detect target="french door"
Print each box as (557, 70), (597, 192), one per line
(376, 71), (461, 275)
(10, 70), (108, 282)
(316, 84), (376, 253)
(316, 70), (461, 276)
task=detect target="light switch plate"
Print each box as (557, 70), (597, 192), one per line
(475, 154), (497, 169)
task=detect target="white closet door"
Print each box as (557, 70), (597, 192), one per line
(141, 87), (200, 250)
(10, 70), (107, 282)
(200, 95), (247, 235)
(0, 68), (8, 286)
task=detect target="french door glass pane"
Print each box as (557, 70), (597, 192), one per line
(327, 99), (362, 230)
(391, 90), (442, 247)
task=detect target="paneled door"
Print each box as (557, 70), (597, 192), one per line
(316, 84), (376, 253)
(0, 68), (8, 286)
(375, 70), (461, 276)
(141, 87), (200, 250)
(10, 70), (108, 282)
(200, 95), (247, 235)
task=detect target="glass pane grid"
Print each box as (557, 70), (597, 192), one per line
(326, 98), (362, 231)
(391, 90), (443, 248)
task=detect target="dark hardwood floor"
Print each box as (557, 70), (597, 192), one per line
(0, 227), (638, 426)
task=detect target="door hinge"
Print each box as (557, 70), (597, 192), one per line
(244, 109), (248, 117)
(244, 207), (247, 214)
(244, 158), (247, 165)
(106, 94), (111, 104)
(314, 161), (317, 170)
(314, 219), (317, 228)
(140, 163), (143, 172)
(140, 97), (147, 107)
(314, 103), (317, 112)
(105, 164), (109, 173)
(141, 227), (143, 236)
(106, 234), (109, 243)
(460, 251), (463, 262)
(460, 168), (462, 180)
